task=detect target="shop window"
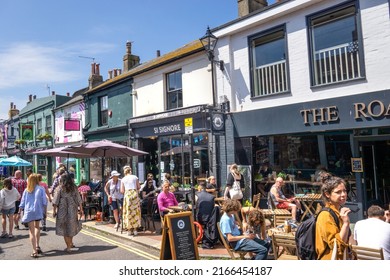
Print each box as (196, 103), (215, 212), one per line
(253, 135), (320, 180)
(308, 2), (364, 86)
(99, 95), (108, 126)
(325, 134), (352, 177)
(159, 132), (208, 186)
(166, 70), (182, 110)
(249, 26), (289, 97)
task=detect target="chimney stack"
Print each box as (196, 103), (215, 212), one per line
(52, 91), (55, 96)
(238, 0), (267, 17)
(123, 41), (140, 72)
(156, 50), (161, 57)
(28, 94), (33, 103)
(8, 102), (19, 118)
(88, 62), (103, 89)
(66, 92), (70, 97)
(33, 95), (36, 99)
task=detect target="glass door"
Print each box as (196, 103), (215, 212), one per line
(360, 141), (390, 208)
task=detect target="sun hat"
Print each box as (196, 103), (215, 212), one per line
(110, 170), (121, 178)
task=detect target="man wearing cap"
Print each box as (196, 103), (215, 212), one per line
(105, 170), (123, 229)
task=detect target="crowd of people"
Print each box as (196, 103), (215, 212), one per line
(0, 161), (389, 260)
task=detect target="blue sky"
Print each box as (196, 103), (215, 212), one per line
(0, 0), (276, 120)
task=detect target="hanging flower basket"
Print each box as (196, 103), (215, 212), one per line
(15, 139), (26, 144)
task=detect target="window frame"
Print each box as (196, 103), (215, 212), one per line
(99, 95), (108, 126)
(248, 24), (290, 98)
(45, 115), (52, 134)
(307, 0), (365, 87)
(36, 118), (42, 136)
(166, 69), (183, 110)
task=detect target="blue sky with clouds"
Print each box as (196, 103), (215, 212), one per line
(0, 0), (276, 119)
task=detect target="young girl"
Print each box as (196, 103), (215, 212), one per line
(19, 173), (47, 258)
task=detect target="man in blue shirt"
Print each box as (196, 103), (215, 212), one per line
(220, 199), (269, 260)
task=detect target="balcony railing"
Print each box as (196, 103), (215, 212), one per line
(314, 41), (361, 86)
(254, 59), (288, 96)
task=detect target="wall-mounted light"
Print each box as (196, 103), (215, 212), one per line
(130, 90), (137, 97)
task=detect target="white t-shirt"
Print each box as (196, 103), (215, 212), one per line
(354, 217), (390, 260)
(0, 187), (21, 210)
(121, 175), (139, 191)
(108, 179), (123, 200)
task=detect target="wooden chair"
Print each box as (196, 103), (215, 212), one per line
(252, 193), (261, 208)
(217, 222), (248, 260)
(351, 245), (384, 260)
(266, 192), (292, 226)
(271, 233), (299, 260)
(273, 215), (293, 227)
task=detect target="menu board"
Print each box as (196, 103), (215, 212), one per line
(159, 212), (199, 260)
(351, 158), (363, 172)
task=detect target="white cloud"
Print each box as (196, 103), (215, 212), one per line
(0, 41), (116, 90)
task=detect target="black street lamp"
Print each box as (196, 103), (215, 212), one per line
(199, 26), (224, 72)
(199, 26), (225, 193)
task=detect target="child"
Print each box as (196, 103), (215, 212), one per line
(1, 177), (21, 238)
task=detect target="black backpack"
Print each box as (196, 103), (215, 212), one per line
(295, 207), (339, 260)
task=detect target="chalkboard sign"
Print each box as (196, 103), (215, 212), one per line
(159, 212), (199, 260)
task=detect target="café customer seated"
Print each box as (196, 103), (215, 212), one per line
(269, 177), (301, 222)
(157, 180), (178, 217)
(219, 199), (269, 260)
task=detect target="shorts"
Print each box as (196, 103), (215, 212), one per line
(14, 201), (21, 214)
(2, 207), (16, 216)
(110, 199), (123, 210)
(276, 201), (291, 209)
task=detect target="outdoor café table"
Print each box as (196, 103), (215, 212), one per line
(295, 193), (322, 221)
(168, 204), (192, 212)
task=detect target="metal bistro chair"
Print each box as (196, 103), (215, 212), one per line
(217, 222), (249, 260)
(82, 191), (100, 222)
(141, 197), (156, 232)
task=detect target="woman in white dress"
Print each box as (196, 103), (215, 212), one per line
(120, 166), (141, 236)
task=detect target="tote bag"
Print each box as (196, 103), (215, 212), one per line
(229, 173), (243, 200)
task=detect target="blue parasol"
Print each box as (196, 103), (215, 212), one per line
(0, 156), (32, 167)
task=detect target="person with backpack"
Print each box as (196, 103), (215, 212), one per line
(315, 176), (352, 260)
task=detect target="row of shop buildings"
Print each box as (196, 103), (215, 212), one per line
(1, 0), (389, 218)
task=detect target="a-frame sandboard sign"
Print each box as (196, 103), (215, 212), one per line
(159, 211), (199, 260)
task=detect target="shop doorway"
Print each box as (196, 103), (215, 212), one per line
(360, 140), (390, 209)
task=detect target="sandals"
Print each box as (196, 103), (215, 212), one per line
(30, 252), (38, 258)
(0, 232), (7, 238)
(36, 247), (42, 254)
(8, 234), (14, 238)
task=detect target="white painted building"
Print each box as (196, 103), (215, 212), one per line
(211, 0), (390, 216)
